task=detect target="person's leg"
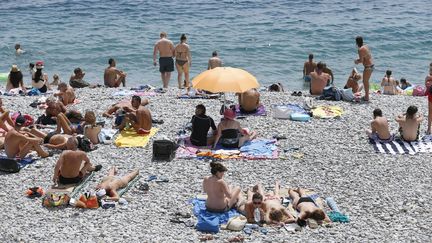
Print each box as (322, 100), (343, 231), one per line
(184, 64), (190, 90)
(247, 189), (253, 201)
(29, 128), (47, 139)
(79, 160), (96, 176)
(274, 181), (280, 198)
(288, 188), (301, 208)
(176, 63), (183, 89)
(108, 166), (117, 176)
(166, 72), (172, 87)
(19, 141), (49, 158)
(296, 187), (306, 197)
(56, 113), (73, 134)
(427, 101), (432, 134)
(111, 169), (139, 191)
(0, 110), (14, 130)
(160, 72), (167, 88)
(363, 68), (373, 100)
(227, 186), (241, 208)
(365, 129), (373, 138)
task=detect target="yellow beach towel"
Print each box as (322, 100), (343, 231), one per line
(114, 128), (159, 147)
(312, 106), (343, 119)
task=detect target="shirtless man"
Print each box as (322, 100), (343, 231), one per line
(118, 105), (152, 134)
(238, 89), (260, 113)
(203, 162), (242, 213)
(322, 63), (334, 84)
(344, 68), (363, 93)
(4, 116), (50, 158)
(366, 108), (392, 141)
(39, 97), (66, 125)
(153, 32), (175, 89)
(52, 150), (101, 184)
(96, 167), (139, 201)
(213, 109), (257, 149)
(355, 36), (374, 101)
(70, 67), (98, 88)
(174, 34), (192, 89)
(396, 106), (423, 142)
(104, 58), (126, 87)
(208, 51), (222, 70)
(54, 82), (76, 106)
(103, 96), (149, 118)
(310, 62), (331, 95)
(303, 53), (316, 82)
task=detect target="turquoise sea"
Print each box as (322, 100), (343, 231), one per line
(1, 0), (431, 90)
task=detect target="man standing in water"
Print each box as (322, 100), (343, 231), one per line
(208, 51), (222, 70)
(153, 32), (175, 89)
(303, 53), (316, 82)
(355, 36), (374, 101)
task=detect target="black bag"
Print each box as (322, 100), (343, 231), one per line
(152, 140), (177, 161)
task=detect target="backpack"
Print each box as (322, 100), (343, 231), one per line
(152, 139), (177, 161)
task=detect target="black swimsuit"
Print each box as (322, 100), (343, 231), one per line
(220, 129), (240, 148)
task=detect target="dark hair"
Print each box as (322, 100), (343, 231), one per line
(74, 67), (82, 75)
(210, 162), (227, 175)
(406, 105), (418, 119)
(15, 43), (21, 49)
(29, 63), (35, 69)
(297, 218), (307, 227)
(180, 34), (187, 41)
(268, 83), (284, 92)
(77, 136), (94, 152)
(386, 70), (392, 76)
(9, 71), (23, 88)
(310, 209), (326, 221)
(132, 95), (141, 103)
(252, 193), (263, 201)
(212, 51), (217, 57)
(316, 62), (324, 70)
(373, 108), (382, 118)
(355, 36), (363, 47)
(108, 58), (115, 65)
(308, 53), (314, 60)
(196, 104), (206, 115)
(400, 78), (407, 84)
(34, 69), (43, 83)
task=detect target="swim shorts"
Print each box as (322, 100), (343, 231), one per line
(59, 175), (82, 184)
(159, 57), (174, 73)
(304, 75), (311, 82)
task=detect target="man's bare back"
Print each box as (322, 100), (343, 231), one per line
(155, 38), (175, 58)
(396, 115), (423, 141)
(303, 61), (316, 76)
(239, 89), (260, 112)
(208, 57), (222, 70)
(310, 71), (330, 95)
(371, 117), (392, 140)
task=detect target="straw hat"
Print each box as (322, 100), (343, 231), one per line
(10, 64), (20, 72)
(35, 61), (44, 69)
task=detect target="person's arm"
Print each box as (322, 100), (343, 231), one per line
(187, 46), (192, 66)
(52, 154), (63, 183)
(19, 78), (26, 92)
(213, 124), (222, 149)
(59, 103), (66, 113)
(153, 43), (158, 66)
(380, 77), (386, 86)
(107, 191), (120, 201)
(330, 70), (334, 82)
(282, 208), (296, 224)
(202, 178), (207, 193)
(417, 114), (424, 122)
(220, 180), (232, 199)
(395, 115), (404, 122)
(210, 118), (217, 131)
(371, 121), (377, 133)
(303, 63), (306, 77)
(5, 76), (12, 92)
(355, 48), (363, 64)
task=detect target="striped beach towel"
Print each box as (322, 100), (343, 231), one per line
(370, 135), (432, 155)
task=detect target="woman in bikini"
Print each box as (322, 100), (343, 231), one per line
(289, 188), (331, 226)
(354, 36), (374, 101)
(32, 61), (50, 93)
(381, 70), (398, 95)
(96, 167), (139, 201)
(174, 34), (191, 90)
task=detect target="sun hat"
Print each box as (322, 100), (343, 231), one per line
(35, 61), (44, 69)
(10, 64), (20, 72)
(223, 109), (236, 120)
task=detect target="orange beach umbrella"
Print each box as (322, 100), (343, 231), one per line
(192, 67), (259, 93)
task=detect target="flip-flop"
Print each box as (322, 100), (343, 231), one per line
(291, 91), (298, 96)
(297, 91), (303, 96)
(147, 175), (157, 182)
(259, 227), (268, 235)
(243, 227), (253, 235)
(155, 175), (169, 183)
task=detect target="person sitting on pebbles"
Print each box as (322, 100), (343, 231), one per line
(56, 111), (100, 138)
(95, 167), (139, 201)
(190, 104), (217, 146)
(366, 108), (393, 142)
(117, 96), (152, 135)
(237, 89), (260, 113)
(103, 95), (149, 118)
(396, 105), (423, 142)
(213, 109), (257, 149)
(4, 116), (51, 158)
(54, 82), (76, 106)
(203, 162), (243, 213)
(289, 188), (331, 226)
(53, 149), (102, 185)
(344, 68), (363, 93)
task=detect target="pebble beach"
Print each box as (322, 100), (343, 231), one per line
(0, 88), (431, 242)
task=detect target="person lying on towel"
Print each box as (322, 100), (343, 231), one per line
(23, 126), (78, 150)
(244, 181), (295, 225)
(190, 104), (217, 146)
(203, 162), (244, 213)
(237, 88), (260, 113)
(396, 105), (423, 142)
(365, 108), (393, 142)
(102, 95), (149, 118)
(289, 188), (331, 226)
(116, 96), (152, 135)
(53, 150), (102, 185)
(95, 167), (139, 201)
(213, 109), (257, 149)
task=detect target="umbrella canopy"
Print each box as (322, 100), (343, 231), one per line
(192, 67), (259, 93)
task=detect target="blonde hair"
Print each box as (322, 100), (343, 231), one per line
(84, 111), (96, 125)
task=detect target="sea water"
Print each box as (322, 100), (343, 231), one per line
(1, 0), (431, 90)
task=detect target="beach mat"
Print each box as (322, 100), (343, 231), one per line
(176, 138), (212, 159)
(235, 104), (267, 116)
(0, 156), (36, 173)
(369, 135), (432, 155)
(114, 128), (158, 147)
(118, 175), (141, 197)
(240, 139), (278, 159)
(312, 106), (343, 119)
(47, 173), (95, 198)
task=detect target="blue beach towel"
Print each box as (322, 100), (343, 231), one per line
(239, 139), (277, 158)
(192, 198), (239, 233)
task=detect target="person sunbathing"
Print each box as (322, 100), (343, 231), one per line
(288, 188), (331, 226)
(237, 89), (260, 113)
(366, 108), (392, 141)
(54, 82), (76, 106)
(95, 167), (139, 201)
(4, 116), (50, 158)
(56, 111), (98, 136)
(102, 95), (149, 118)
(244, 191), (268, 223)
(27, 127), (78, 150)
(190, 104), (217, 146)
(203, 162), (243, 213)
(39, 97), (67, 125)
(344, 68), (363, 93)
(396, 105), (423, 142)
(53, 150), (101, 184)
(213, 109), (257, 149)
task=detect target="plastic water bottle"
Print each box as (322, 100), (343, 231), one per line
(254, 208), (261, 223)
(325, 197), (340, 213)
